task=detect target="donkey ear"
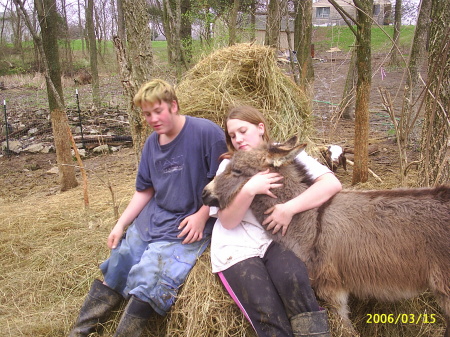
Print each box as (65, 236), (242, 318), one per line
(280, 136), (298, 148)
(267, 142), (307, 167)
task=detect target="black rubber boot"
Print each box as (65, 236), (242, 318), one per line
(68, 279), (123, 337)
(113, 295), (154, 337)
(290, 310), (331, 337)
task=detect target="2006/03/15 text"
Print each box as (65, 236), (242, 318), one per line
(366, 313), (437, 324)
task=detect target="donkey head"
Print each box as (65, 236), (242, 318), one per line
(202, 136), (307, 209)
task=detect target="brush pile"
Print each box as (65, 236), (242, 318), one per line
(177, 43), (312, 143)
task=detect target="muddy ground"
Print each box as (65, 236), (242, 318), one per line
(0, 51), (420, 201)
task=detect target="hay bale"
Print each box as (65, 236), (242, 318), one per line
(164, 248), (254, 337)
(177, 43), (312, 143)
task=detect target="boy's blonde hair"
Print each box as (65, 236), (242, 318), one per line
(133, 79), (179, 109)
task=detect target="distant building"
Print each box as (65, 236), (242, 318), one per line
(250, 0), (392, 49)
(0, 11), (14, 43)
(312, 0), (392, 26)
(253, 14), (294, 51)
(0, 11), (32, 44)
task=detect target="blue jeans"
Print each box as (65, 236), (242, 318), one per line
(100, 223), (210, 315)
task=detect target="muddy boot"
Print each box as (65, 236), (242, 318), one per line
(68, 279), (123, 337)
(290, 310), (331, 337)
(113, 295), (154, 337)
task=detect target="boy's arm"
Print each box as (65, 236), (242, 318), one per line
(107, 187), (155, 249)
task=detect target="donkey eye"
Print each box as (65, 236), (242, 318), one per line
(232, 169), (242, 176)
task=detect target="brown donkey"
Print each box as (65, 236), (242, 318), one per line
(202, 137), (450, 337)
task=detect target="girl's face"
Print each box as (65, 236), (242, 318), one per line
(227, 118), (265, 151)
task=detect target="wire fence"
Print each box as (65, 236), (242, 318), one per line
(1, 86), (132, 155)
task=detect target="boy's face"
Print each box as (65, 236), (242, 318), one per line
(141, 100), (179, 135)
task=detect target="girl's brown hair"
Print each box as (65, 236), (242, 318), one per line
(221, 105), (271, 159)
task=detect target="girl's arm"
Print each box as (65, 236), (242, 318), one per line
(218, 169), (283, 229)
(107, 187), (155, 249)
(263, 172), (342, 236)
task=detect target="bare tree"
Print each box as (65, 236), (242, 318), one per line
(116, 0), (126, 41)
(163, 0), (184, 79)
(400, 0), (431, 143)
(229, 0), (240, 46)
(265, 0), (281, 47)
(14, 0), (78, 191)
(293, 0), (313, 92)
(77, 0), (85, 55)
(419, 0), (449, 186)
(339, 45), (357, 120)
(114, 0), (153, 159)
(329, 0), (373, 184)
(86, 0), (100, 107)
(60, 0), (74, 73)
(181, 0), (192, 61)
(381, 0), (431, 184)
(389, 0), (402, 66)
(10, 0), (24, 54)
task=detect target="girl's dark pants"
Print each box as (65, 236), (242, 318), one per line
(220, 241), (319, 337)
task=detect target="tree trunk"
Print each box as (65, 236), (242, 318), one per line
(162, 0), (173, 64)
(389, 0), (402, 66)
(250, 0), (256, 41)
(11, 1), (24, 57)
(339, 45), (357, 120)
(29, 0), (78, 191)
(60, 0), (73, 73)
(116, 0), (126, 41)
(77, 0), (85, 56)
(115, 0), (153, 160)
(181, 0), (192, 62)
(163, 0), (183, 79)
(229, 0), (240, 46)
(265, 0), (281, 48)
(401, 0), (431, 142)
(86, 0), (101, 108)
(419, 0), (449, 186)
(294, 0), (314, 92)
(352, 0), (373, 185)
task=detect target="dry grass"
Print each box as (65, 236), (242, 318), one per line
(0, 149), (446, 337)
(0, 147), (255, 337)
(177, 43), (312, 144)
(0, 73), (77, 90)
(0, 43), (447, 337)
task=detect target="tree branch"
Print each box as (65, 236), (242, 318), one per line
(328, 0), (359, 35)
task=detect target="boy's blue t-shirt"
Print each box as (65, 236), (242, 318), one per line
(134, 116), (227, 242)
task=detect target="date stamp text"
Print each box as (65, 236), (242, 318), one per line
(366, 313), (437, 325)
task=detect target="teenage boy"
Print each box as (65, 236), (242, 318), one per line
(69, 79), (227, 337)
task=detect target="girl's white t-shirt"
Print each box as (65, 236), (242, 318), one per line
(210, 150), (331, 273)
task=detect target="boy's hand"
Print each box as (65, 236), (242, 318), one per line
(177, 212), (206, 244)
(107, 224), (125, 249)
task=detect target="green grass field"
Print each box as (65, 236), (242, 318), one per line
(0, 25), (415, 76)
(313, 25), (416, 53)
(64, 25), (416, 58)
